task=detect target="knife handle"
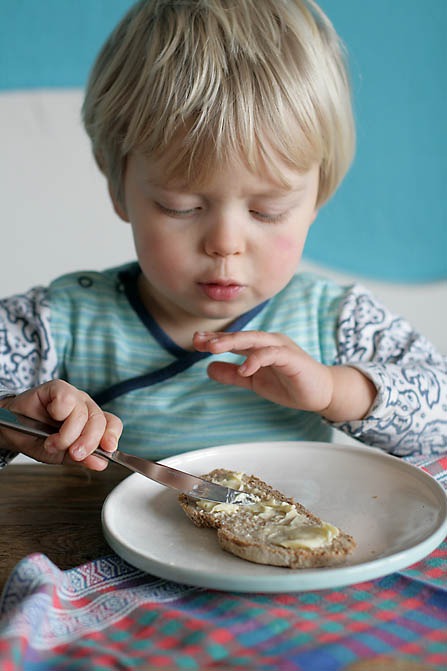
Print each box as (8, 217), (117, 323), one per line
(0, 408), (52, 439)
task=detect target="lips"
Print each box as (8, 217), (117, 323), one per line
(198, 280), (244, 301)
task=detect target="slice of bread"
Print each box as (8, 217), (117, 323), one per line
(178, 468), (356, 569)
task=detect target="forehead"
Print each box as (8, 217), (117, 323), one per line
(131, 149), (317, 194)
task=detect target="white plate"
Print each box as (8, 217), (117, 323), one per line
(102, 442), (447, 592)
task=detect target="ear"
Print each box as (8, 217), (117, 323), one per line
(108, 183), (130, 222)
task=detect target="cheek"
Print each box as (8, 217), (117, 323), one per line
(133, 227), (172, 260)
(257, 234), (307, 293)
(269, 234), (306, 265)
(133, 230), (189, 282)
(276, 234), (299, 252)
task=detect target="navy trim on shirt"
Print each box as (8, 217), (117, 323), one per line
(121, 264), (186, 357)
(93, 265), (269, 406)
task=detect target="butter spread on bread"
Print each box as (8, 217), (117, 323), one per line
(179, 468), (356, 568)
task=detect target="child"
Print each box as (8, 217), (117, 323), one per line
(0, 0), (446, 471)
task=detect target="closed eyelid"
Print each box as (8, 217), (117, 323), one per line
(250, 209), (288, 223)
(157, 203), (200, 216)
(249, 194), (302, 215)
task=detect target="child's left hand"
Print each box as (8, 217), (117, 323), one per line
(193, 330), (376, 422)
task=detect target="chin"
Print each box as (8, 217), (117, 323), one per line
(201, 308), (242, 321)
(195, 302), (247, 321)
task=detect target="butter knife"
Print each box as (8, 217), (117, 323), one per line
(0, 408), (257, 504)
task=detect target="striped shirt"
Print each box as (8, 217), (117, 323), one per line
(1, 262), (446, 460)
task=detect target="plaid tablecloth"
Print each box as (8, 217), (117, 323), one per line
(0, 455), (446, 671)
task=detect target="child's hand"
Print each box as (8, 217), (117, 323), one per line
(194, 330), (377, 422)
(0, 380), (123, 470)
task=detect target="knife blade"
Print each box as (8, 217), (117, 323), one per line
(0, 407), (257, 504)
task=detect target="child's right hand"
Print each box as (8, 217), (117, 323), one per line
(0, 380), (123, 470)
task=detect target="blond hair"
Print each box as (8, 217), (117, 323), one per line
(82, 0), (355, 208)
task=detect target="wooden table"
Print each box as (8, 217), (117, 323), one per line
(0, 462), (129, 590)
(0, 461), (445, 671)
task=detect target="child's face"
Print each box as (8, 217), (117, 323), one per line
(112, 151), (319, 336)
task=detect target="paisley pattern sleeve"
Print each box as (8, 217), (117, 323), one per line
(332, 285), (447, 456)
(0, 286), (58, 468)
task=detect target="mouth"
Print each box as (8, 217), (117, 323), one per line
(198, 280), (245, 302)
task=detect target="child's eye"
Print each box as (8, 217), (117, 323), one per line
(250, 210), (286, 223)
(157, 203), (199, 217)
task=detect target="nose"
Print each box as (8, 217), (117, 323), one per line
(203, 211), (246, 257)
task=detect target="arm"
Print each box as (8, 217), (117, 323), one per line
(193, 285), (447, 456)
(332, 285), (447, 455)
(193, 330), (376, 421)
(0, 286), (54, 468)
(0, 288), (122, 469)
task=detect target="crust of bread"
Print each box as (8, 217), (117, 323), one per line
(179, 468), (356, 569)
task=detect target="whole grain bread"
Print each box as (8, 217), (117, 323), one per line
(178, 468), (356, 569)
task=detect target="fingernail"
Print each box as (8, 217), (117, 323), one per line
(109, 434), (119, 450)
(72, 445), (86, 460)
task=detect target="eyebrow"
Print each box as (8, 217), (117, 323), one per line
(149, 182), (306, 197)
(145, 179), (192, 193)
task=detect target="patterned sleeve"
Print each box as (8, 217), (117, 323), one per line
(0, 286), (58, 468)
(332, 284), (447, 457)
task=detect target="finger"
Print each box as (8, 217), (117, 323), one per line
(69, 410), (122, 463)
(68, 413), (122, 470)
(45, 404), (90, 452)
(37, 380), (80, 422)
(9, 380), (73, 426)
(194, 330), (284, 354)
(44, 400), (103, 457)
(67, 407), (107, 462)
(37, 383), (89, 450)
(238, 346), (294, 377)
(194, 331), (227, 352)
(99, 412), (123, 452)
(76, 453), (110, 471)
(209, 344), (297, 381)
(39, 391), (88, 456)
(59, 448), (110, 471)
(207, 361), (254, 389)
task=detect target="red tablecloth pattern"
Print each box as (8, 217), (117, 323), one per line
(0, 454), (445, 671)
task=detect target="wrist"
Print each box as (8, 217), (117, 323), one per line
(320, 366), (377, 423)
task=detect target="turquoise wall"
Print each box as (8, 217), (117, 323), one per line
(313, 0), (447, 282)
(1, 0), (445, 282)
